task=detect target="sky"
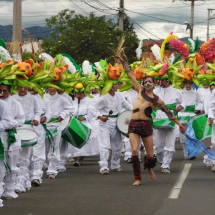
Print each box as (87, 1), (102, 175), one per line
(1, 0), (215, 41)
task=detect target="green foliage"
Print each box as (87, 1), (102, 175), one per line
(42, 10), (138, 65)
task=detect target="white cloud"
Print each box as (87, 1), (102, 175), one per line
(0, 0), (215, 41)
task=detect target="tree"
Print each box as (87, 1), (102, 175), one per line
(42, 10), (138, 65)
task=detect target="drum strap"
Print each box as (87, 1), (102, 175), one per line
(5, 128), (17, 150)
(43, 117), (58, 153)
(75, 115), (85, 119)
(103, 114), (118, 118)
(24, 120), (32, 125)
(0, 136), (11, 173)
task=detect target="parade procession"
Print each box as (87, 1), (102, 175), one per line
(1, 29), (215, 211)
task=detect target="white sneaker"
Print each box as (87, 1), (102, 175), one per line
(58, 168), (66, 173)
(211, 166), (215, 172)
(48, 175), (55, 179)
(113, 168), (122, 172)
(101, 169), (109, 175)
(161, 168), (170, 173)
(126, 158), (132, 163)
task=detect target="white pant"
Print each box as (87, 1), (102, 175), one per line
(58, 139), (68, 171)
(0, 159), (5, 207)
(154, 128), (177, 169)
(3, 150), (19, 198)
(30, 133), (45, 183)
(203, 124), (215, 166)
(99, 119), (122, 172)
(179, 129), (188, 158)
(15, 147), (33, 192)
(45, 130), (62, 176)
(122, 136), (132, 161)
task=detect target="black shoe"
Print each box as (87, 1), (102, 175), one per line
(189, 156), (196, 160)
(31, 179), (40, 187)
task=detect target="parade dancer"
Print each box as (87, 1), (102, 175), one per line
(118, 57), (186, 185)
(204, 83), (215, 171)
(13, 87), (42, 192)
(28, 88), (50, 186)
(0, 99), (12, 207)
(57, 89), (74, 172)
(43, 87), (73, 179)
(153, 75), (186, 173)
(68, 83), (100, 166)
(0, 82), (25, 199)
(95, 80), (133, 174)
(178, 81), (202, 160)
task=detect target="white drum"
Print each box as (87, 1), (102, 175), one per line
(17, 129), (38, 148)
(116, 110), (132, 137)
(61, 116), (70, 131)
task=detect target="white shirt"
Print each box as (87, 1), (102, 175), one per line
(95, 92), (132, 116)
(178, 89), (201, 117)
(154, 85), (186, 119)
(43, 93), (74, 131)
(2, 96), (25, 151)
(197, 87), (210, 103)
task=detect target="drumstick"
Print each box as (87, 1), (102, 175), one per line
(47, 119), (59, 124)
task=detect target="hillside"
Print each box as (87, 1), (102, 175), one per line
(0, 25), (53, 42)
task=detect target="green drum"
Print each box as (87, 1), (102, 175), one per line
(178, 116), (191, 125)
(153, 118), (175, 130)
(61, 117), (91, 149)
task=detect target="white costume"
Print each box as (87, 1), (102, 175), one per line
(43, 93), (73, 177)
(2, 96), (25, 199)
(197, 87), (210, 103)
(95, 92), (132, 173)
(13, 93), (41, 192)
(0, 100), (12, 207)
(204, 90), (215, 167)
(178, 88), (201, 158)
(30, 94), (49, 184)
(58, 92), (74, 172)
(68, 97), (100, 158)
(154, 85), (186, 170)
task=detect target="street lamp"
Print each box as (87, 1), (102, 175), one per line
(173, 0), (207, 39)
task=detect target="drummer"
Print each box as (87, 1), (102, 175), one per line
(57, 89), (74, 172)
(43, 87), (74, 179)
(28, 88), (50, 187)
(0, 81), (25, 199)
(204, 82), (215, 171)
(118, 57), (186, 186)
(153, 75), (186, 174)
(0, 99), (12, 207)
(95, 80), (133, 175)
(13, 86), (42, 192)
(67, 83), (101, 166)
(178, 80), (202, 160)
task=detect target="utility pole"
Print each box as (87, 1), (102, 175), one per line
(173, 0), (209, 39)
(119, 0), (124, 31)
(207, 9), (215, 40)
(190, 0), (195, 39)
(12, 0), (22, 43)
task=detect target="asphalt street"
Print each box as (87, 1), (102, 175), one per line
(1, 142), (215, 215)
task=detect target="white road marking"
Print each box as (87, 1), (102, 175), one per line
(169, 163), (192, 199)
